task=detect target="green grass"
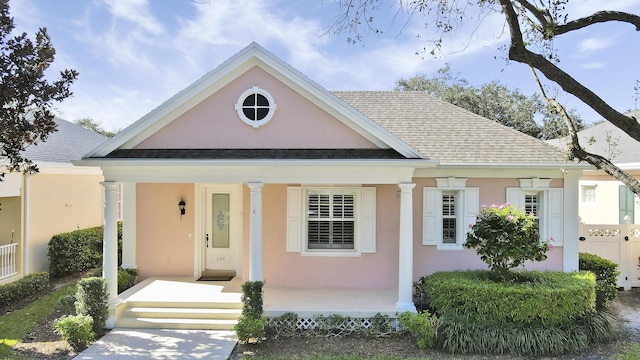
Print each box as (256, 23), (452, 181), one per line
(252, 356), (432, 360)
(0, 283), (77, 358)
(612, 343), (640, 360)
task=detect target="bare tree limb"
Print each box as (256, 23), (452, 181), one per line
(530, 66), (640, 195)
(554, 11), (640, 37)
(498, 0), (640, 144)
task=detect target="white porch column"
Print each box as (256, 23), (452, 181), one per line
(563, 170), (581, 272)
(102, 181), (120, 329)
(397, 183), (416, 312)
(121, 182), (137, 269)
(248, 182), (264, 281)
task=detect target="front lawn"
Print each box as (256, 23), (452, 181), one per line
(0, 282), (76, 359)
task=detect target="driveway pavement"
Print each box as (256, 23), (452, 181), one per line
(74, 329), (237, 359)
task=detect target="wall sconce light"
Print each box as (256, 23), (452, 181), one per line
(178, 199), (186, 219)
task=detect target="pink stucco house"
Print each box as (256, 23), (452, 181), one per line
(77, 43), (588, 329)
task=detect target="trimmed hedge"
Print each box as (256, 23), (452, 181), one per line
(420, 270), (595, 327)
(417, 270), (615, 356)
(0, 272), (50, 308)
(579, 252), (619, 310)
(75, 277), (109, 333)
(48, 223), (123, 279)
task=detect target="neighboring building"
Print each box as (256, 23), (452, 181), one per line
(77, 43), (588, 324)
(548, 110), (640, 225)
(0, 118), (106, 285)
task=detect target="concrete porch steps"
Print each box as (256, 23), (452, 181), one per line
(118, 299), (243, 330)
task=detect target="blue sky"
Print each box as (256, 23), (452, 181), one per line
(10, 0), (640, 131)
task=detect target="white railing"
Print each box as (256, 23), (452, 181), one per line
(0, 243), (18, 280)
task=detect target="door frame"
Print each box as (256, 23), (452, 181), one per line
(193, 184), (243, 277)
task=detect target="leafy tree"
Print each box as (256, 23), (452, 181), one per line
(74, 118), (119, 138)
(0, 0), (78, 179)
(395, 65), (584, 139)
(331, 0), (640, 194)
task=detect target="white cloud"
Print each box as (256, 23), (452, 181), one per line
(581, 62), (605, 69)
(567, 0), (640, 18)
(102, 0), (164, 35)
(578, 37), (615, 53)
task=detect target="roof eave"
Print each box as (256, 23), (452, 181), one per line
(73, 158), (438, 168)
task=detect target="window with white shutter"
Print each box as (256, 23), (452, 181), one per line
(506, 178), (563, 245)
(423, 178), (479, 250)
(286, 187), (376, 256)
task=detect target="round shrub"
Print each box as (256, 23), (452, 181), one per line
(53, 315), (94, 351)
(421, 270), (595, 327)
(465, 203), (549, 280)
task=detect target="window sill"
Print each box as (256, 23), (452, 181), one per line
(301, 249), (362, 257)
(436, 244), (464, 251)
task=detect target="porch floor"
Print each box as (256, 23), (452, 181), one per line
(117, 277), (398, 319)
(117, 277), (243, 304)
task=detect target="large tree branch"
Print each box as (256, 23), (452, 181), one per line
(498, 0), (640, 143)
(554, 10), (640, 36)
(530, 66), (640, 195)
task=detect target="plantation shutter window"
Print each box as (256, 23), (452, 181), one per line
(441, 191), (458, 244)
(307, 191), (355, 250)
(286, 187), (376, 256)
(423, 178), (478, 250)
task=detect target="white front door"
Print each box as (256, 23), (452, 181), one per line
(204, 185), (241, 273)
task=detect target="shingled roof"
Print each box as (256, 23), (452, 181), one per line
(333, 91), (568, 165)
(22, 118), (108, 163)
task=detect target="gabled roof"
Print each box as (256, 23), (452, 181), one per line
(85, 42), (422, 160)
(547, 110), (640, 166)
(335, 91), (568, 165)
(22, 118), (108, 163)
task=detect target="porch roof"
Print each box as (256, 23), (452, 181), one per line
(104, 148), (408, 160)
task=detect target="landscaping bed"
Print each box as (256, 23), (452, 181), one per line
(230, 289), (640, 359)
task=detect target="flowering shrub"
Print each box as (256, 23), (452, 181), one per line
(464, 203), (550, 280)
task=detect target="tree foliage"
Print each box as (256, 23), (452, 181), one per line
(395, 65), (585, 139)
(74, 118), (119, 138)
(465, 203), (550, 281)
(0, 0), (78, 179)
(331, 0), (640, 194)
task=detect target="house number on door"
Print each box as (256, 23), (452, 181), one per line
(216, 256), (226, 262)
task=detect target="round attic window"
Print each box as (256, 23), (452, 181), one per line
(235, 86), (277, 128)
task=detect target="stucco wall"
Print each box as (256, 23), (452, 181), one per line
(255, 184), (400, 289)
(137, 177), (566, 287)
(136, 183), (195, 280)
(0, 197), (21, 246)
(26, 173), (104, 273)
(411, 177), (564, 279)
(579, 180), (621, 224)
(579, 170), (640, 225)
(135, 66), (377, 150)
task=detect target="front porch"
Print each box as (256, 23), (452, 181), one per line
(113, 277), (399, 330)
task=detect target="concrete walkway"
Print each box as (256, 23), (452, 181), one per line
(74, 329), (237, 359)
